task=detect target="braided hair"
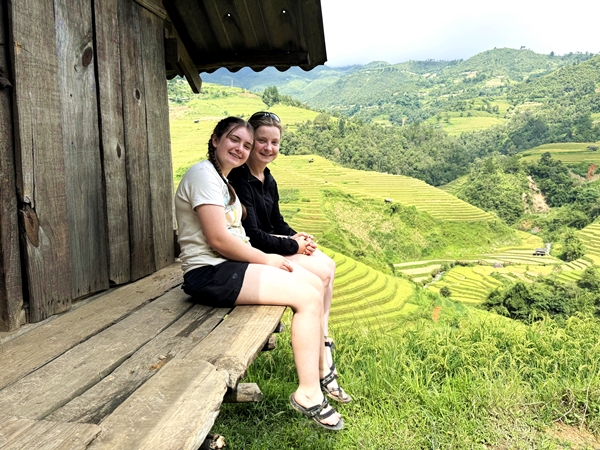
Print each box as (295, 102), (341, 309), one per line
(207, 117), (254, 207)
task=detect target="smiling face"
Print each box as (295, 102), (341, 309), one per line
(249, 125), (281, 166)
(212, 125), (254, 175)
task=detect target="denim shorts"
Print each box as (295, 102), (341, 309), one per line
(182, 261), (249, 307)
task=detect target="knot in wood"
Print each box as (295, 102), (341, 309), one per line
(82, 47), (93, 67)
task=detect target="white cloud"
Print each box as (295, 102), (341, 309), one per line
(321, 0), (600, 66)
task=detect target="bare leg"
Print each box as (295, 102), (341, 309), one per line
(287, 250), (336, 367)
(235, 263), (341, 425)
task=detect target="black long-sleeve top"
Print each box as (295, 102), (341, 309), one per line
(228, 164), (299, 255)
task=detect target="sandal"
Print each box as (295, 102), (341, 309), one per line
(320, 369), (353, 403)
(324, 337), (336, 351)
(289, 393), (344, 431)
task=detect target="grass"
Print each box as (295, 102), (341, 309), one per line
(212, 304), (600, 449)
(519, 142), (600, 165)
(440, 115), (506, 135)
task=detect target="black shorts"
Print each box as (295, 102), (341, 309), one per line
(182, 261), (249, 307)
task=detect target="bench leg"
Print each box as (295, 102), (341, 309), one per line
(261, 333), (277, 351)
(223, 382), (264, 403)
(200, 434), (226, 450)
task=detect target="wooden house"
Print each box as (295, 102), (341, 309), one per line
(0, 0), (327, 332)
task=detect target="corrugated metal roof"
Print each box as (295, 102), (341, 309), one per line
(164, 0), (327, 74)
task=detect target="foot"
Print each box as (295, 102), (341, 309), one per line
(320, 368), (353, 403)
(290, 392), (343, 430)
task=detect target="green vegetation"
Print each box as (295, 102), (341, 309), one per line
(169, 50), (600, 447)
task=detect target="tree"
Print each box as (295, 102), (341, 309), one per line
(261, 86), (280, 107)
(560, 229), (586, 262)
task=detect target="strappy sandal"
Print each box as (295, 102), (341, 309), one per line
(320, 368), (353, 403)
(324, 337), (336, 351)
(289, 393), (344, 431)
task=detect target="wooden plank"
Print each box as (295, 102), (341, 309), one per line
(119, 0), (155, 281)
(0, 416), (100, 450)
(55, 0), (109, 299)
(93, 0), (130, 285)
(0, 0), (24, 332)
(0, 262), (182, 390)
(185, 305), (286, 387)
(140, 8), (174, 272)
(48, 302), (230, 424)
(87, 360), (228, 450)
(133, 0), (166, 20)
(9, 0), (72, 322)
(0, 288), (193, 420)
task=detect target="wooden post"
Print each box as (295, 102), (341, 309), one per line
(8, 0), (73, 322)
(139, 8), (174, 272)
(93, 0), (131, 285)
(118, 0), (155, 281)
(55, 0), (109, 299)
(0, 0), (24, 331)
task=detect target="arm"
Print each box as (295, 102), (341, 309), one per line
(196, 204), (292, 271)
(235, 178), (301, 255)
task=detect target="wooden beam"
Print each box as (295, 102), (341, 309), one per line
(0, 0), (24, 331)
(9, 0), (73, 322)
(164, 25), (201, 93)
(223, 383), (263, 403)
(55, 0), (109, 299)
(93, 0), (131, 285)
(133, 0), (166, 20)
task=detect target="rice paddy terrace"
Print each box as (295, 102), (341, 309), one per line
(269, 155), (495, 236)
(325, 249), (416, 331)
(405, 222), (600, 305)
(519, 142), (600, 165)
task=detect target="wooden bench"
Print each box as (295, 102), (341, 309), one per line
(0, 263), (286, 449)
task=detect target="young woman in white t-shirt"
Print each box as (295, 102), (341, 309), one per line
(175, 117), (344, 431)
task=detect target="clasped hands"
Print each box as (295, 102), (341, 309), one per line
(291, 232), (317, 256)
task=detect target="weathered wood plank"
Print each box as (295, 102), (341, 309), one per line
(9, 0), (72, 322)
(93, 0), (130, 285)
(0, 263), (182, 390)
(119, 0), (155, 281)
(0, 0), (23, 332)
(87, 360), (228, 450)
(55, 0), (109, 299)
(133, 0), (166, 20)
(0, 288), (193, 420)
(48, 302), (230, 424)
(140, 8), (174, 272)
(185, 305), (286, 387)
(0, 416), (100, 450)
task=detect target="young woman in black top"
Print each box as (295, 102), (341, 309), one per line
(229, 112), (352, 403)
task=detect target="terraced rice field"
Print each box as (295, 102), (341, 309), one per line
(325, 249), (416, 331)
(580, 223), (600, 265)
(519, 142), (600, 165)
(270, 155), (496, 225)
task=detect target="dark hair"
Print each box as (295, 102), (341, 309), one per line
(248, 113), (283, 136)
(207, 117), (254, 206)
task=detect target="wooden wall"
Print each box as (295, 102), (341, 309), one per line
(1, 0), (174, 327)
(0, 0), (24, 331)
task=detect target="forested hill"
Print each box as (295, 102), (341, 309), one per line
(201, 48), (595, 123)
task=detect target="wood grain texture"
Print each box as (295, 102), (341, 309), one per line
(55, 0), (109, 299)
(88, 360), (228, 450)
(185, 305), (286, 387)
(140, 8), (175, 272)
(9, 0), (72, 322)
(93, 0), (130, 285)
(0, 416), (100, 450)
(0, 289), (192, 420)
(48, 302), (230, 424)
(0, 262), (182, 390)
(0, 0), (23, 332)
(118, 0), (155, 281)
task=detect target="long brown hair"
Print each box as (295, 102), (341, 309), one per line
(207, 117), (254, 206)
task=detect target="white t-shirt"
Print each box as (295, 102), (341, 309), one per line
(175, 160), (250, 273)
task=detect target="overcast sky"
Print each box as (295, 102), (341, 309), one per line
(321, 0), (599, 67)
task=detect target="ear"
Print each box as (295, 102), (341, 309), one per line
(211, 134), (220, 148)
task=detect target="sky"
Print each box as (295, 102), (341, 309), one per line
(320, 0), (600, 67)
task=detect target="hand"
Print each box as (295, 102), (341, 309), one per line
(291, 235), (310, 255)
(292, 232), (314, 242)
(304, 240), (317, 256)
(264, 254), (293, 272)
